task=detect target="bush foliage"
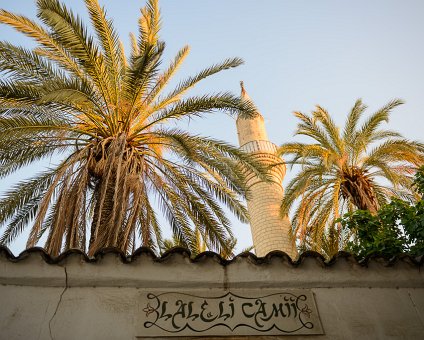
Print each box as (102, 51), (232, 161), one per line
(339, 167), (424, 258)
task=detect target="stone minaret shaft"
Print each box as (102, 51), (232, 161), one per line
(236, 82), (296, 258)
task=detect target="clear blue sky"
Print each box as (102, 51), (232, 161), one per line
(1, 0), (423, 254)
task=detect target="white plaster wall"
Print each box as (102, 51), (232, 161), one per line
(0, 250), (423, 340)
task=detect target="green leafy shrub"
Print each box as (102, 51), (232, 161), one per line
(339, 167), (424, 259)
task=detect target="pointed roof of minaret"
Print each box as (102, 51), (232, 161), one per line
(239, 81), (263, 120)
(240, 80), (250, 101)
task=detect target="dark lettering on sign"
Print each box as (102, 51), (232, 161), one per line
(142, 291), (318, 334)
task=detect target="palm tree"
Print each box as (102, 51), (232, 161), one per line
(0, 0), (263, 256)
(278, 99), (424, 250)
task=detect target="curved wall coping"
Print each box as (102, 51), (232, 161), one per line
(1, 247), (422, 289)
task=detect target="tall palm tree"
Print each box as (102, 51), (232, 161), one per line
(0, 0), (263, 256)
(278, 99), (424, 250)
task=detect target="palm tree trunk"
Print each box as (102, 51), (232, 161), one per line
(341, 167), (379, 213)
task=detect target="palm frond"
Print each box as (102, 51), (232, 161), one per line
(151, 58), (244, 113)
(84, 0), (123, 105)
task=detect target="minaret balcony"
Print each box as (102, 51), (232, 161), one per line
(240, 140), (278, 154)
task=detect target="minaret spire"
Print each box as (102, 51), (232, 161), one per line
(239, 80), (254, 104)
(235, 83), (296, 258)
(236, 82), (267, 145)
(240, 80), (246, 97)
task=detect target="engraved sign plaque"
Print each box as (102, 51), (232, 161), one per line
(137, 290), (323, 337)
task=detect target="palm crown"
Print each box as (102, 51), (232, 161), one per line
(0, 0), (263, 255)
(278, 99), (424, 249)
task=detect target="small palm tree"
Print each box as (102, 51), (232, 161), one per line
(0, 0), (263, 255)
(278, 99), (424, 250)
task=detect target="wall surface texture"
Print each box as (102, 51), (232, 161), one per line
(0, 247), (423, 340)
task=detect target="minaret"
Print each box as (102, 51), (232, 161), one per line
(236, 82), (296, 258)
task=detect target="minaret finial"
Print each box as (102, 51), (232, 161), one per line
(240, 80), (246, 97)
